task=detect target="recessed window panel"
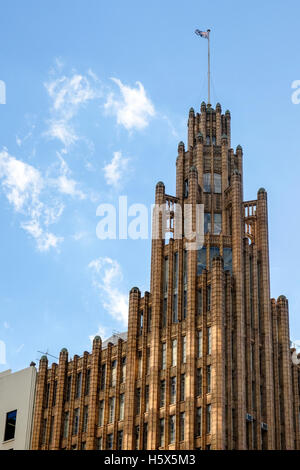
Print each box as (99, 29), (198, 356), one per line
(210, 246), (220, 268)
(197, 247), (207, 275)
(223, 248), (232, 273)
(203, 173), (211, 192)
(214, 173), (221, 193)
(204, 213), (211, 233)
(214, 213), (222, 235)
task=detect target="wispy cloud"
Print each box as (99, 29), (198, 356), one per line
(103, 151), (130, 188)
(44, 68), (102, 149)
(49, 154), (86, 200)
(88, 257), (128, 326)
(105, 78), (155, 130)
(88, 324), (108, 344)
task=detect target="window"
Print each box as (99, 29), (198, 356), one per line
(170, 377), (176, 404)
(180, 374), (185, 401)
(206, 135), (210, 145)
(52, 381), (57, 406)
(210, 246), (220, 268)
(197, 247), (207, 274)
(66, 376), (72, 402)
(81, 442), (86, 450)
(207, 365), (211, 393)
(98, 400), (104, 426)
(171, 339), (177, 367)
(83, 405), (88, 433)
(161, 343), (166, 370)
(184, 179), (189, 198)
(135, 426), (140, 450)
(223, 248), (232, 273)
(214, 173), (221, 193)
(97, 437), (102, 450)
(45, 382), (50, 408)
(117, 430), (123, 450)
(147, 307), (152, 332)
(49, 415), (54, 443)
(207, 286), (211, 312)
(108, 397), (115, 423)
(207, 327), (212, 355)
(111, 360), (117, 387)
(180, 412), (185, 441)
(145, 385), (149, 412)
(183, 250), (188, 319)
(203, 173), (211, 192)
(204, 213), (211, 233)
(136, 388), (141, 415)
(214, 213), (222, 235)
(73, 409), (79, 435)
(63, 412), (69, 439)
(182, 336), (186, 364)
(212, 136), (216, 145)
(121, 357), (126, 383)
(196, 368), (202, 397)
(159, 418), (165, 447)
(100, 364), (106, 390)
(207, 404), (211, 433)
(85, 369), (91, 396)
(75, 372), (82, 399)
(196, 407), (202, 436)
(160, 380), (166, 407)
(173, 253), (178, 323)
(146, 348), (150, 375)
(107, 433), (113, 450)
(197, 330), (203, 358)
(197, 289), (202, 315)
(139, 310), (144, 335)
(163, 257), (169, 327)
(138, 351), (142, 378)
(169, 415), (176, 444)
(42, 418), (47, 444)
(119, 394), (125, 420)
(143, 423), (148, 449)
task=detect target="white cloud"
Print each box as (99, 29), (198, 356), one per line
(88, 257), (128, 326)
(103, 151), (129, 188)
(88, 324), (108, 344)
(50, 155), (86, 200)
(105, 78), (155, 130)
(0, 149), (64, 252)
(44, 70), (102, 149)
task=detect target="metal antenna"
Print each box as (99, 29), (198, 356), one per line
(37, 350), (59, 360)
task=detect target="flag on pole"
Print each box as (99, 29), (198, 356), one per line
(195, 29), (209, 39)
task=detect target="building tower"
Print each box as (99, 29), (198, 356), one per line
(31, 103), (300, 450)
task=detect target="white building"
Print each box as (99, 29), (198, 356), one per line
(0, 365), (37, 450)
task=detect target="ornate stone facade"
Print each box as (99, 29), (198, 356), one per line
(31, 102), (300, 450)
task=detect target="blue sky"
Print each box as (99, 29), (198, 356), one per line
(0, 0), (299, 371)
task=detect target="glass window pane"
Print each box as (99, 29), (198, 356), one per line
(223, 248), (232, 273)
(204, 213), (211, 233)
(197, 247), (206, 275)
(214, 213), (222, 235)
(214, 173), (221, 193)
(203, 173), (211, 192)
(210, 246), (220, 268)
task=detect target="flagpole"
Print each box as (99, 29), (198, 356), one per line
(207, 29), (211, 106)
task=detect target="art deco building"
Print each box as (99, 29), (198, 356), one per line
(31, 102), (300, 450)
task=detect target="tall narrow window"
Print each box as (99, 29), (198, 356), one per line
(75, 372), (82, 399)
(196, 407), (202, 436)
(138, 351), (142, 378)
(207, 365), (211, 393)
(97, 437), (102, 450)
(203, 173), (211, 192)
(182, 336), (186, 363)
(197, 330), (203, 358)
(207, 286), (211, 312)
(135, 426), (140, 450)
(163, 257), (168, 327)
(180, 374), (185, 401)
(45, 383), (50, 408)
(145, 385), (149, 412)
(98, 400), (104, 426)
(161, 343), (166, 370)
(111, 360), (117, 387)
(85, 369), (91, 396)
(159, 418), (165, 447)
(119, 394), (125, 420)
(170, 376), (176, 404)
(117, 430), (123, 450)
(107, 433), (113, 450)
(196, 368), (202, 397)
(160, 380), (166, 407)
(146, 348), (150, 375)
(206, 135), (210, 146)
(197, 247), (207, 274)
(180, 412), (185, 441)
(147, 307), (152, 332)
(63, 412), (69, 439)
(73, 409), (79, 435)
(139, 310), (144, 335)
(184, 179), (189, 198)
(207, 327), (212, 355)
(169, 415), (176, 444)
(214, 173), (222, 193)
(204, 213), (211, 233)
(4, 410), (17, 442)
(42, 418), (47, 444)
(121, 357), (126, 383)
(52, 381), (57, 407)
(143, 423), (148, 449)
(66, 376), (71, 402)
(214, 213), (222, 235)
(83, 405), (88, 433)
(173, 253), (178, 323)
(207, 404), (211, 433)
(171, 339), (177, 367)
(183, 249), (188, 319)
(197, 289), (202, 315)
(100, 364), (106, 390)
(108, 397), (115, 423)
